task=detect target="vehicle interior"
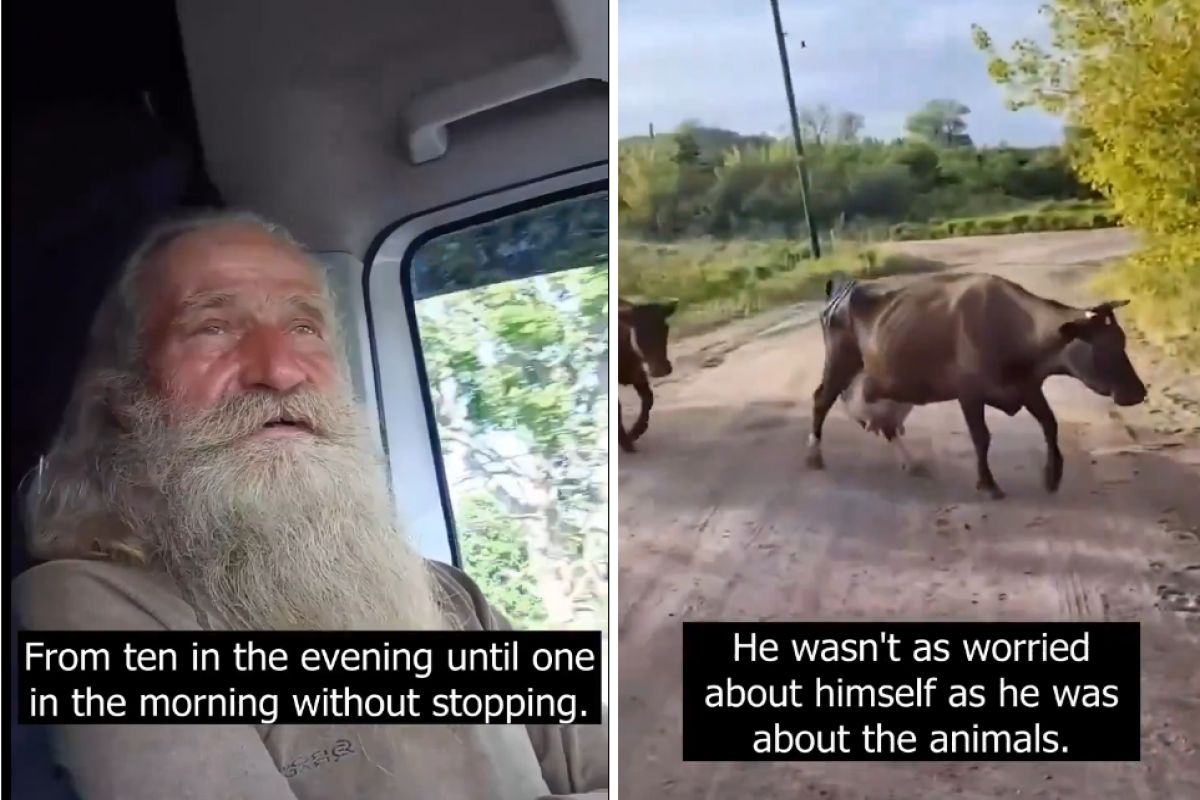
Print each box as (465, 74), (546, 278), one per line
(8, 2), (609, 796)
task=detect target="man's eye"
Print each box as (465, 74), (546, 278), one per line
(292, 323), (319, 336)
(197, 323), (227, 335)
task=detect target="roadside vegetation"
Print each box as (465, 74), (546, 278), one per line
(617, 99), (1115, 332)
(618, 101), (1104, 244)
(619, 238), (942, 336)
(619, 0), (1197, 365)
(975, 0), (1199, 367)
(889, 199), (1116, 242)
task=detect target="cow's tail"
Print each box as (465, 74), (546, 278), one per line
(820, 274), (858, 329)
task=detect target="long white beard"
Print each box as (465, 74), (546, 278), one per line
(120, 383), (455, 632)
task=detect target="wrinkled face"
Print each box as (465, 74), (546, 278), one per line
(1060, 301), (1147, 407)
(141, 224), (340, 426)
(115, 223), (447, 632)
(625, 301), (677, 378)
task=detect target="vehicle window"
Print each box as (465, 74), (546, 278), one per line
(406, 191), (608, 641)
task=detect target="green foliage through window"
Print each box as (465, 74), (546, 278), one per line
(409, 193), (609, 638)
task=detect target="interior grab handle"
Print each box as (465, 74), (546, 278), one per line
(401, 0), (606, 165)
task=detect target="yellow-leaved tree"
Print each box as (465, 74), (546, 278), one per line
(973, 0), (1200, 363)
(617, 140), (683, 238)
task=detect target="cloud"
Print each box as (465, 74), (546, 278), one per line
(617, 0), (1063, 145)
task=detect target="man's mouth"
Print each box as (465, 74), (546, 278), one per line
(258, 416), (315, 436)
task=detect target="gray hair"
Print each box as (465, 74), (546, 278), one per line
(23, 208), (340, 561)
(90, 208), (323, 374)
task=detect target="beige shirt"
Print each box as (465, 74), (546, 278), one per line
(15, 558), (608, 800)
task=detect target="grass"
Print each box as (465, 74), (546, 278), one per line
(618, 238), (944, 336)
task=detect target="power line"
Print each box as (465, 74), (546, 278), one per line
(769, 0), (822, 258)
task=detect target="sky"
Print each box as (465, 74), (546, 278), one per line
(618, 0), (1065, 146)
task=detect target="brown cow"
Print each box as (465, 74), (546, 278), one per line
(618, 299), (677, 452)
(809, 272), (1147, 498)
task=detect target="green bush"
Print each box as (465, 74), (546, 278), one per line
(889, 222), (929, 240)
(720, 268), (748, 291)
(1093, 233), (1200, 369)
(458, 493), (548, 627)
(882, 202), (1117, 241)
(1039, 199), (1103, 214)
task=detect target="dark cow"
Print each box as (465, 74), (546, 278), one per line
(809, 272), (1147, 498)
(618, 299), (677, 452)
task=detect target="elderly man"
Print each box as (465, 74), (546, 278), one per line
(15, 210), (608, 800)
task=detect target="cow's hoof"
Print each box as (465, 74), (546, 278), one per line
(906, 462), (931, 478)
(1044, 461), (1063, 493)
(806, 451), (825, 470)
(977, 481), (1006, 500)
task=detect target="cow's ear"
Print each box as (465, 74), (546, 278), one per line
(1092, 299), (1130, 314)
(825, 279), (833, 299)
(662, 299), (678, 318)
(1061, 316), (1101, 341)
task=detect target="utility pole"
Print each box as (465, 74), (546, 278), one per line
(769, 0), (821, 258)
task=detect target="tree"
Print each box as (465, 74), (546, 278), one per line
(844, 164), (916, 220)
(673, 131), (702, 166)
(890, 141), (943, 191)
(618, 141), (685, 237)
(616, 104), (1105, 241)
(905, 99), (973, 147)
(834, 110), (865, 143)
(414, 205), (609, 633)
(457, 493), (548, 625)
(973, 0), (1200, 360)
(798, 103), (834, 145)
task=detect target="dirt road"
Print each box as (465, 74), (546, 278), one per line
(617, 229), (1200, 799)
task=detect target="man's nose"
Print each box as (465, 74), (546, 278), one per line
(237, 326), (308, 394)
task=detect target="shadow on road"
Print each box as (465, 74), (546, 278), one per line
(619, 401), (1200, 535)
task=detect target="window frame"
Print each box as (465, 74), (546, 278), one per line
(361, 162), (608, 569)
